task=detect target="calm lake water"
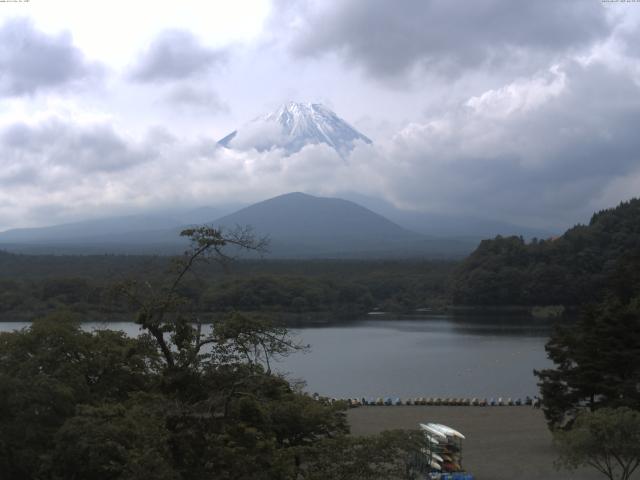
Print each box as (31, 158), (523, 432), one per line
(0, 315), (553, 399)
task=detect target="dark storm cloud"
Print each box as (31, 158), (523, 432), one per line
(129, 30), (227, 83)
(1, 120), (154, 180)
(287, 0), (610, 78)
(379, 61), (640, 227)
(0, 18), (101, 96)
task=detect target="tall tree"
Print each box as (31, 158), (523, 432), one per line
(115, 226), (270, 372)
(535, 296), (640, 428)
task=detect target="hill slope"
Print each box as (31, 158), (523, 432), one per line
(211, 192), (427, 257)
(0, 215), (181, 244)
(210, 192), (477, 258)
(0, 193), (477, 258)
(452, 198), (640, 306)
(0, 206), (241, 252)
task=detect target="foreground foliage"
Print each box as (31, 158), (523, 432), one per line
(0, 315), (428, 479)
(554, 407), (640, 480)
(0, 227), (425, 479)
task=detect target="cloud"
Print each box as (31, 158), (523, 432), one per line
(0, 118), (168, 228)
(0, 119), (154, 182)
(227, 118), (287, 151)
(163, 84), (229, 113)
(465, 66), (567, 118)
(372, 60), (640, 227)
(282, 0), (611, 80)
(0, 115), (358, 230)
(129, 29), (227, 83)
(0, 18), (102, 96)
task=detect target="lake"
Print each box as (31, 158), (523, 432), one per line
(0, 314), (553, 399)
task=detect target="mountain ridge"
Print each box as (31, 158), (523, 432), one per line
(0, 192), (477, 258)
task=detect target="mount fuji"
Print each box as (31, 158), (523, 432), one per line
(218, 102), (372, 156)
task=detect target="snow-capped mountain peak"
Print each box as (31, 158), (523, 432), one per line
(218, 102), (372, 156)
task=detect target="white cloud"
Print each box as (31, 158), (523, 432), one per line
(466, 66), (567, 118)
(227, 119), (287, 151)
(13, 0), (271, 69)
(129, 30), (227, 83)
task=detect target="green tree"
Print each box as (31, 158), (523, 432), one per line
(51, 397), (178, 480)
(535, 297), (640, 428)
(554, 407), (640, 480)
(115, 225), (269, 373)
(0, 312), (158, 480)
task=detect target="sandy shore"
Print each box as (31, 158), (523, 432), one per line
(348, 406), (625, 480)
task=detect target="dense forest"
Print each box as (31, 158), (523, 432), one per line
(452, 199), (640, 307)
(0, 253), (455, 322)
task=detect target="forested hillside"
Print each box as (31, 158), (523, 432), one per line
(452, 199), (640, 306)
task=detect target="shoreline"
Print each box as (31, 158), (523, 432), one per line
(347, 406), (610, 480)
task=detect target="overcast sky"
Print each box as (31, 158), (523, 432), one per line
(1, 0), (639, 232)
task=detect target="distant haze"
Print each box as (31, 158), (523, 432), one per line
(0, 192), (480, 258)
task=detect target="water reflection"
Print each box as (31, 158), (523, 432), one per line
(278, 315), (554, 398)
(287, 313), (557, 338)
(0, 315), (554, 399)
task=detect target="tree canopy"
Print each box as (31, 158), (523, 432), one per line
(452, 198), (640, 306)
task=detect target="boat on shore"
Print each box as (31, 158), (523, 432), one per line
(416, 422), (473, 479)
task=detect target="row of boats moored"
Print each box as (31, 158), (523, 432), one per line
(318, 396), (541, 407)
